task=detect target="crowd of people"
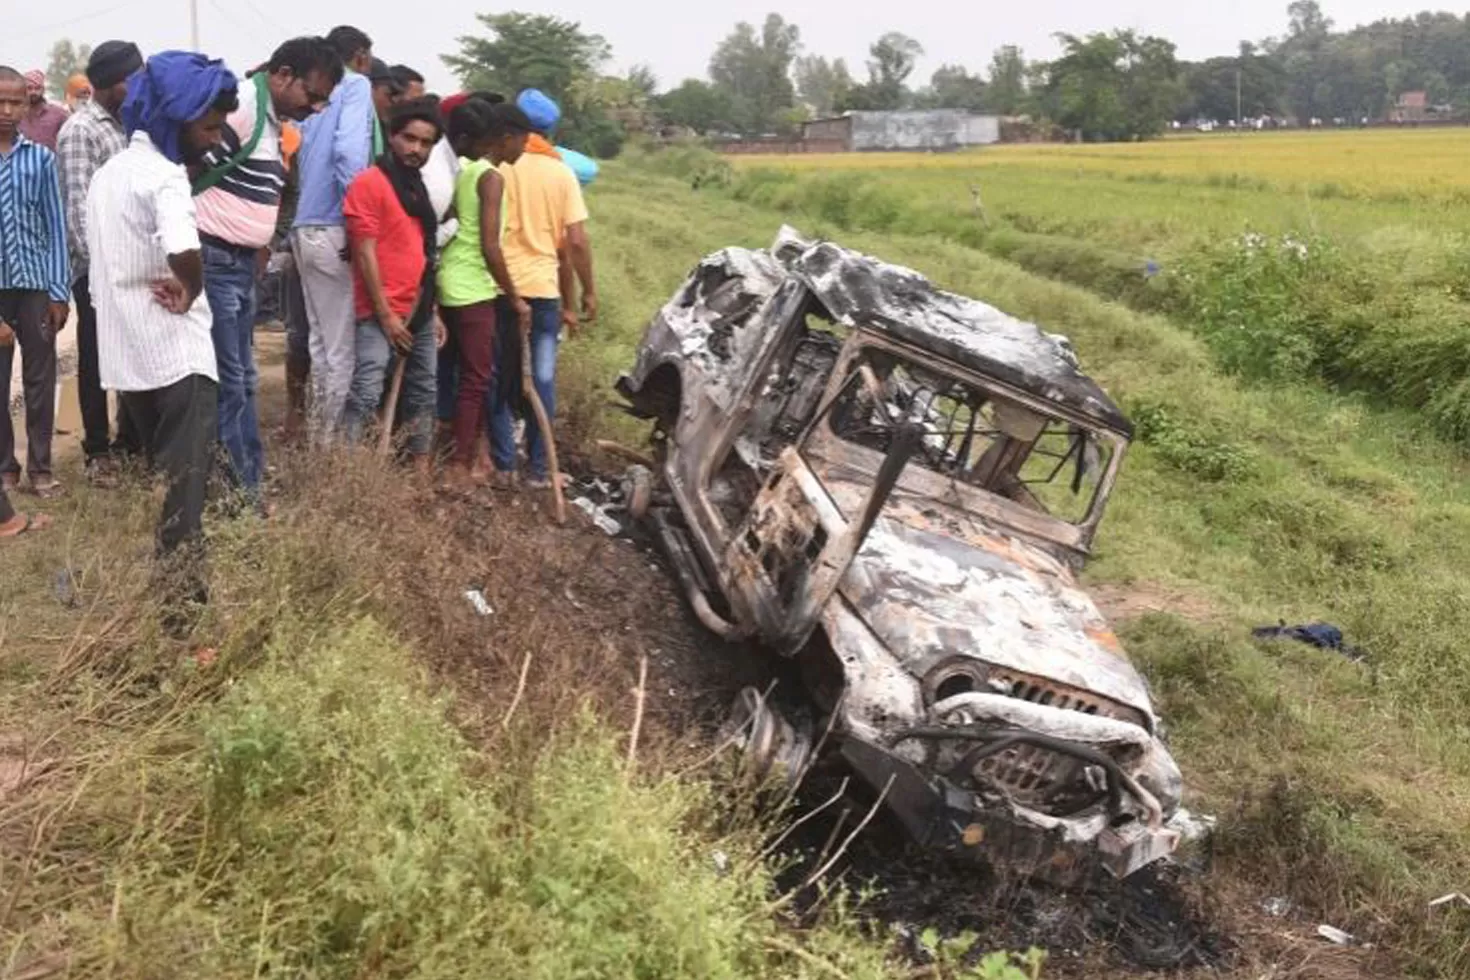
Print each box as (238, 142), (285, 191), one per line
(0, 25), (597, 628)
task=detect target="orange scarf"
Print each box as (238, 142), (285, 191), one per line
(526, 133), (562, 159)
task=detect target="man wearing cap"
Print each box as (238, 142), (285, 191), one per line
(487, 88), (596, 490)
(57, 40), (145, 484)
(18, 70), (68, 150)
(292, 25), (376, 441)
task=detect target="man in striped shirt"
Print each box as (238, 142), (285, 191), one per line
(194, 37), (341, 507)
(57, 40), (144, 483)
(0, 66), (71, 499)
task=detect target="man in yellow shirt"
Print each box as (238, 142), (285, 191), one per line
(488, 88), (595, 489)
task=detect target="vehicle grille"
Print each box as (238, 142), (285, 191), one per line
(968, 669), (1146, 810)
(987, 668), (1148, 729)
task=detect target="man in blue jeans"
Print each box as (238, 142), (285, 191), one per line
(487, 89), (595, 489)
(341, 99), (444, 469)
(194, 37), (341, 507)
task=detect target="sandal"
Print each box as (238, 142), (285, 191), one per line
(30, 480), (66, 499)
(0, 512), (52, 539)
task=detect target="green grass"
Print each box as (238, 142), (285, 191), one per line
(574, 161), (1470, 974)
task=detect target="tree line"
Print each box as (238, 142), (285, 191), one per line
(439, 3), (1470, 152)
(47, 3), (1462, 158)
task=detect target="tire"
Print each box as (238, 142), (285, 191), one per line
(721, 686), (813, 787)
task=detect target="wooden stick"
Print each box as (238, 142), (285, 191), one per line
(500, 649), (534, 731)
(625, 653), (648, 772)
(520, 324), (566, 523)
(595, 439), (656, 468)
(377, 357), (407, 457)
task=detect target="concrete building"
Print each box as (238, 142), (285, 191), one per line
(801, 111), (1001, 151)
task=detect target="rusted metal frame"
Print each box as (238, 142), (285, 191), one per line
(776, 421), (924, 653)
(651, 282), (815, 638)
(650, 508), (746, 639)
(800, 330), (1125, 559)
(860, 330), (1129, 547)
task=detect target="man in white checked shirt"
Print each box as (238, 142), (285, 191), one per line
(87, 52), (238, 629)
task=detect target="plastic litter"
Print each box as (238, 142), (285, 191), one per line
(1316, 924), (1356, 946)
(464, 590), (494, 617)
(1261, 897), (1292, 917)
(572, 496), (622, 536)
(52, 568), (78, 607)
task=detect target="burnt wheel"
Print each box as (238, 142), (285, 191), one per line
(721, 687), (813, 787)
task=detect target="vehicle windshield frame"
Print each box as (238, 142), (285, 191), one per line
(795, 329), (1129, 553)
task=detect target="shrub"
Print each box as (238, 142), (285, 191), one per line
(1127, 397), (1256, 482)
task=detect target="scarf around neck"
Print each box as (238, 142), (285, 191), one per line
(375, 152), (438, 264)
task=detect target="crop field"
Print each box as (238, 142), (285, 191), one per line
(740, 128), (1470, 203)
(728, 130), (1470, 252)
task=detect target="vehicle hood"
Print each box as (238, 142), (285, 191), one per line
(834, 502), (1156, 724)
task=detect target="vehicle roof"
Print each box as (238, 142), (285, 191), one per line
(771, 228), (1133, 436)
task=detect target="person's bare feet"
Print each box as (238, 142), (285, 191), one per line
(441, 463), (483, 494)
(0, 512), (51, 539)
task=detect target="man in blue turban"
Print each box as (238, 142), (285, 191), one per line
(89, 50), (239, 631)
(121, 50), (238, 168)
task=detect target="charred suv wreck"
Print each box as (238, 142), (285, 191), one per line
(616, 228), (1185, 881)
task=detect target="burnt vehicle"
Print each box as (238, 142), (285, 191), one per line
(615, 228), (1184, 881)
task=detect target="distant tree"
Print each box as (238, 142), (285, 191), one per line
(794, 54), (852, 116)
(922, 64), (987, 110)
(1178, 42), (1284, 122)
(46, 39), (91, 100)
(657, 78), (736, 134)
(862, 32), (923, 110)
(444, 12), (622, 154)
(983, 45), (1028, 114)
(708, 13), (801, 134)
(626, 64), (659, 100)
(1040, 30), (1184, 141)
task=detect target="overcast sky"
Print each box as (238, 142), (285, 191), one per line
(2, 0), (1454, 96)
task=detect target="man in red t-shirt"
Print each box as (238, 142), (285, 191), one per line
(341, 98), (444, 469)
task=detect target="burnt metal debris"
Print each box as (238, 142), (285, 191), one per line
(616, 227), (1186, 882)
